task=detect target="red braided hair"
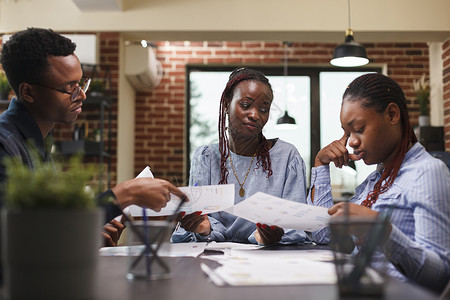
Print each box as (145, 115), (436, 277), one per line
(343, 73), (417, 208)
(218, 67), (273, 184)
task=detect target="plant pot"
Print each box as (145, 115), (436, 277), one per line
(89, 91), (104, 97)
(418, 115), (430, 127)
(1, 209), (103, 300)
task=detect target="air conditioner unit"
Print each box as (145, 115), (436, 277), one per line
(125, 45), (163, 92)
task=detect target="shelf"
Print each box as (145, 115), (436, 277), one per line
(84, 94), (111, 107)
(55, 140), (110, 157)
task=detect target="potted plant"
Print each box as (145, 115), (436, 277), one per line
(89, 78), (105, 97)
(1, 154), (103, 300)
(0, 71), (11, 100)
(413, 74), (431, 127)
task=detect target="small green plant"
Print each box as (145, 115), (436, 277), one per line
(413, 74), (430, 116)
(89, 79), (104, 95)
(4, 151), (97, 211)
(0, 71), (11, 99)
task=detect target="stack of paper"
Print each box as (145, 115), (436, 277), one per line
(201, 250), (337, 286)
(99, 241), (261, 257)
(99, 242), (207, 257)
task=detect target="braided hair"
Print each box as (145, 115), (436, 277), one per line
(343, 73), (417, 208)
(218, 67), (274, 184)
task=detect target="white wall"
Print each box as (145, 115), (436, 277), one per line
(1, 0), (450, 42)
(117, 35), (136, 182)
(429, 43), (444, 127)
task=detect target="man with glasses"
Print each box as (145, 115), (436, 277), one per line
(33, 77), (92, 102)
(0, 28), (187, 245)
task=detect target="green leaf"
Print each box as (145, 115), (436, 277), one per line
(4, 147), (97, 211)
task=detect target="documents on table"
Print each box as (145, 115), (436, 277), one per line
(127, 166), (235, 217)
(99, 242), (207, 257)
(224, 192), (330, 231)
(99, 242), (261, 257)
(201, 250), (337, 286)
(99, 240), (337, 286)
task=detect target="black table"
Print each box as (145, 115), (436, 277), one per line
(95, 251), (439, 300)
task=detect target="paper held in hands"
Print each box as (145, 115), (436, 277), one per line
(224, 192), (330, 231)
(128, 166), (235, 217)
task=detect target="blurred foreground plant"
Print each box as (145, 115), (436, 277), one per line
(4, 152), (96, 211)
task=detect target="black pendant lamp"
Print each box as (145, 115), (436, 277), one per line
(330, 0), (369, 67)
(276, 41), (297, 129)
(277, 111), (296, 126)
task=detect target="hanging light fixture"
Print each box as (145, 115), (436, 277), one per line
(330, 0), (369, 67)
(276, 41), (297, 129)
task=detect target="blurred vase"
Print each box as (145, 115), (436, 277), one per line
(1, 209), (103, 300)
(418, 115), (430, 127)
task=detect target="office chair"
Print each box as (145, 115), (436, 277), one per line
(440, 279), (450, 300)
(429, 151), (450, 171)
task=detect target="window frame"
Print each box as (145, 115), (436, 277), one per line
(186, 65), (382, 183)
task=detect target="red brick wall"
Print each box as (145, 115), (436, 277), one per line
(135, 41), (432, 183)
(3, 34), (449, 185)
(443, 39), (450, 151)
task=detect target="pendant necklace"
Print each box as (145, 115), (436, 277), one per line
(228, 150), (257, 197)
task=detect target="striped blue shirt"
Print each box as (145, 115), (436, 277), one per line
(307, 142), (450, 292)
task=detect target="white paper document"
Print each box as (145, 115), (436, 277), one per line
(125, 166), (234, 217)
(129, 183), (235, 217)
(98, 242), (261, 258)
(136, 166), (154, 178)
(99, 242), (207, 257)
(201, 252), (337, 286)
(225, 192), (330, 231)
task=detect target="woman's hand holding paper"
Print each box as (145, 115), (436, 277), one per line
(178, 211), (211, 236)
(255, 223), (284, 245)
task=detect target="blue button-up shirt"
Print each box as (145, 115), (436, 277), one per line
(307, 142), (450, 292)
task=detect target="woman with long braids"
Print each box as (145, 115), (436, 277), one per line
(172, 67), (310, 245)
(308, 73), (450, 292)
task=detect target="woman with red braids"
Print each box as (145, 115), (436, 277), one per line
(172, 67), (310, 245)
(308, 73), (449, 292)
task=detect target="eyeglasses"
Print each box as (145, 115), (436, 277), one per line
(33, 78), (92, 101)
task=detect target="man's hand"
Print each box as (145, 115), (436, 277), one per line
(111, 178), (188, 212)
(102, 219), (125, 247)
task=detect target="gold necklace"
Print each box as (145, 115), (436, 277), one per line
(228, 151), (257, 197)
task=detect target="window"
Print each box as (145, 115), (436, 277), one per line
(319, 71), (377, 199)
(187, 66), (381, 196)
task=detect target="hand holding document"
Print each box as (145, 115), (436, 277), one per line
(225, 192), (330, 231)
(128, 166), (235, 217)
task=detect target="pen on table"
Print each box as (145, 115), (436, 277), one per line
(174, 220), (181, 232)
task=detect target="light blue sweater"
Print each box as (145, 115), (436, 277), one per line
(171, 139), (310, 244)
